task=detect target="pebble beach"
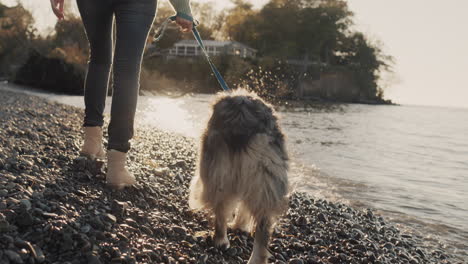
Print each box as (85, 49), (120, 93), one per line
(0, 90), (461, 264)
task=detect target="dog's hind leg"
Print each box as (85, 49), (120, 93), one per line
(213, 203), (231, 249)
(247, 217), (272, 264)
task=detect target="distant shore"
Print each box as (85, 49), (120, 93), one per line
(275, 98), (395, 112)
(0, 90), (457, 264)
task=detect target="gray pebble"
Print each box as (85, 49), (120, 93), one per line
(172, 226), (187, 236)
(4, 250), (23, 264)
(288, 258), (303, 264)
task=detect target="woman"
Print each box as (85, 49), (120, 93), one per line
(50, 0), (193, 189)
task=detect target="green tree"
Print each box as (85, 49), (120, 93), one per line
(335, 32), (392, 99)
(223, 0), (352, 60)
(0, 2), (35, 76)
(50, 17), (88, 66)
(222, 0), (392, 101)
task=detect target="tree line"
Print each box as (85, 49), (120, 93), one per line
(0, 0), (393, 103)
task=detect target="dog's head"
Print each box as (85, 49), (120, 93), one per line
(206, 89), (279, 151)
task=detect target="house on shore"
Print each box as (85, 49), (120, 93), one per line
(150, 40), (257, 59)
(286, 55), (362, 101)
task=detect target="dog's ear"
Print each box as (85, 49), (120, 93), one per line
(201, 129), (224, 158)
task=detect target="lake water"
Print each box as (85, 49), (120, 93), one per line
(2, 83), (467, 260)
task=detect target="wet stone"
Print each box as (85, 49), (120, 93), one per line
(172, 226), (187, 236)
(19, 199), (31, 210)
(416, 248), (426, 259)
(295, 216), (308, 226)
(13, 238), (30, 250)
(317, 212), (328, 223)
(101, 213), (117, 224)
(111, 201), (128, 216)
(41, 212), (58, 218)
(124, 218), (138, 228)
(328, 256), (340, 264)
(288, 258), (304, 264)
(354, 243), (367, 252)
(16, 211), (33, 227)
(87, 254), (102, 264)
(117, 233), (129, 241)
(383, 242), (394, 250)
(226, 246), (238, 256)
(32, 245), (45, 263)
(0, 219), (10, 232)
(4, 249), (23, 264)
(81, 224), (91, 233)
(140, 225), (153, 236)
(337, 230), (348, 238)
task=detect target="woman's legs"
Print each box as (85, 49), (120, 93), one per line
(77, 0), (113, 159)
(77, 0), (156, 152)
(107, 0), (157, 152)
(76, 0), (114, 127)
(78, 0), (156, 153)
(77, 0), (156, 188)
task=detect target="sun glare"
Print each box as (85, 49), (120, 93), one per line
(136, 96), (207, 138)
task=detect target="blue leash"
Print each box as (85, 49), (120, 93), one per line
(154, 16), (231, 92)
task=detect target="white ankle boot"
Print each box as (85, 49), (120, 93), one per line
(106, 150), (136, 189)
(80, 126), (106, 160)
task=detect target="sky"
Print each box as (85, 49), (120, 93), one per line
(3, 0), (468, 108)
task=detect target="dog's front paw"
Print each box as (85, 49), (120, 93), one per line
(214, 235), (230, 250)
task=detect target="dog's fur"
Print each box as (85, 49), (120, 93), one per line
(189, 89), (289, 264)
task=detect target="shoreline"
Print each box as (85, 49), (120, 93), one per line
(0, 90), (461, 264)
(5, 81), (396, 108)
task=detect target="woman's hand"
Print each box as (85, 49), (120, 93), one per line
(175, 16), (193, 33)
(50, 0), (64, 20)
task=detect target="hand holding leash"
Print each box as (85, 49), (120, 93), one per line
(175, 16), (193, 32)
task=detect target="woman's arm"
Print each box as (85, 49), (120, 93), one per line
(50, 0), (64, 20)
(168, 0), (193, 32)
(50, 0), (192, 32)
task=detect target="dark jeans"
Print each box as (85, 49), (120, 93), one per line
(77, 0), (157, 152)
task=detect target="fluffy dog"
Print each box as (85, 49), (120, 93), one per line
(189, 89), (289, 264)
